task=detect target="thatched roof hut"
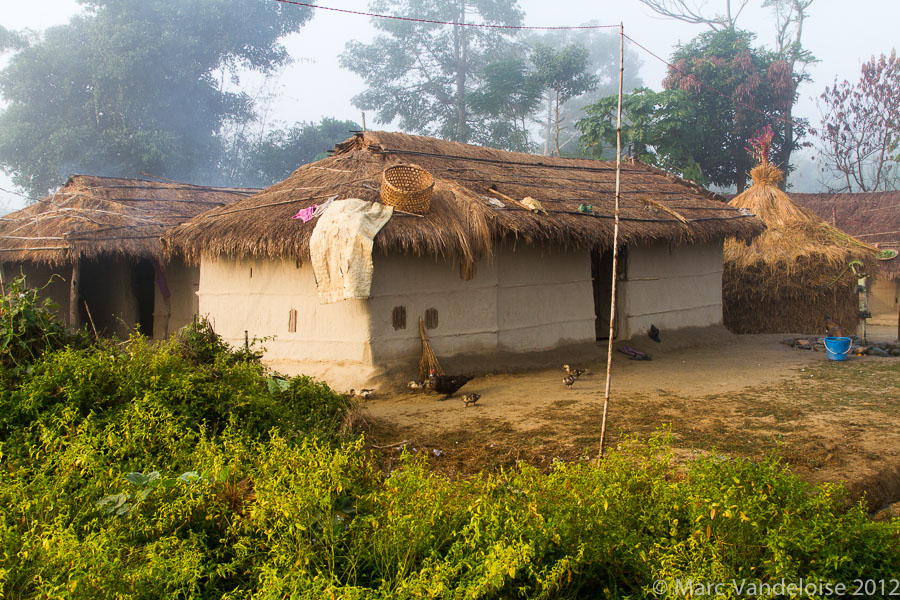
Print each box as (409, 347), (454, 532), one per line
(0, 175), (256, 338)
(723, 164), (877, 334)
(0, 174), (257, 265)
(166, 131), (760, 265)
(164, 131), (763, 389)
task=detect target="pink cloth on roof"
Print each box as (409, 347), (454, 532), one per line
(292, 205), (318, 222)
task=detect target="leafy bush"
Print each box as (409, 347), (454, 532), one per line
(0, 309), (896, 598)
(0, 274), (88, 368)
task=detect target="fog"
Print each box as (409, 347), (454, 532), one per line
(2, 0), (898, 209)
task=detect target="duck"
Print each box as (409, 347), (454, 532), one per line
(348, 388), (375, 399)
(563, 374), (577, 389)
(425, 370), (473, 398)
(460, 393), (481, 407)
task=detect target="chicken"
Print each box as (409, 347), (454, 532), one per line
(563, 374), (577, 389)
(349, 388), (375, 400)
(407, 380), (424, 390)
(824, 315), (842, 337)
(460, 393), (481, 407)
(425, 371), (473, 398)
(563, 364), (591, 378)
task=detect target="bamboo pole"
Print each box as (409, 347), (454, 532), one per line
(599, 23), (625, 459)
(68, 259), (81, 329)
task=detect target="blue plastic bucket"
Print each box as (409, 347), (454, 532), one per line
(823, 336), (851, 361)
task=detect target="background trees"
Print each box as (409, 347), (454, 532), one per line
(341, 0), (525, 148)
(578, 88), (704, 182)
(579, 28), (799, 191)
(0, 0), (315, 197)
(817, 51), (900, 192)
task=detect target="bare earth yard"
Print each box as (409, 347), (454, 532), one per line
(362, 326), (900, 514)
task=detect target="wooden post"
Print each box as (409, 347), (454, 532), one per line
(68, 260), (80, 329)
(598, 23), (625, 459)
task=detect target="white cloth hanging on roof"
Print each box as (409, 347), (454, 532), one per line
(309, 198), (393, 304)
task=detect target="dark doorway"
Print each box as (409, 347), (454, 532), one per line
(591, 248), (621, 341)
(133, 260), (155, 337)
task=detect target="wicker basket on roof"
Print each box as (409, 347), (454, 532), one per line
(380, 164), (434, 214)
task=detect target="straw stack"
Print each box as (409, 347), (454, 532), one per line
(723, 164), (877, 334)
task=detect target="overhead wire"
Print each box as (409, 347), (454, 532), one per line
(272, 0), (619, 29)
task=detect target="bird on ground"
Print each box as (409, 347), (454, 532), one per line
(563, 364), (591, 378)
(408, 380), (424, 390)
(460, 393), (481, 407)
(425, 370), (474, 398)
(824, 315), (842, 337)
(648, 324), (661, 343)
(349, 388), (375, 399)
(563, 375), (577, 389)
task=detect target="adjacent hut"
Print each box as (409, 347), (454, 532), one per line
(723, 164), (877, 334)
(0, 175), (257, 338)
(792, 191), (900, 323)
(165, 131), (762, 388)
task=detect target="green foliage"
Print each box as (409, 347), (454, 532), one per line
(229, 118), (361, 188)
(340, 0), (525, 148)
(468, 55), (544, 152)
(0, 304), (895, 597)
(531, 42), (597, 156)
(0, 274), (87, 368)
(662, 28), (803, 190)
(0, 0), (314, 197)
(579, 87), (706, 183)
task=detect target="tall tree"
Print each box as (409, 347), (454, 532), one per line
(638, 0), (815, 176)
(578, 88), (705, 182)
(663, 28), (798, 191)
(227, 118), (361, 188)
(340, 0), (524, 147)
(817, 51), (900, 192)
(530, 43), (597, 156)
(0, 0), (314, 197)
(763, 0), (815, 173)
(468, 54), (543, 152)
(527, 26), (642, 156)
(637, 0), (750, 30)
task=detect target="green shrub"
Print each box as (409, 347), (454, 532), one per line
(0, 274), (89, 368)
(0, 317), (896, 598)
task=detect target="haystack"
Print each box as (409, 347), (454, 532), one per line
(723, 164), (877, 334)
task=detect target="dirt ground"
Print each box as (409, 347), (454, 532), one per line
(360, 326), (900, 513)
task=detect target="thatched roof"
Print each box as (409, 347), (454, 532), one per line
(0, 175), (258, 265)
(165, 131), (762, 265)
(725, 165), (877, 278)
(791, 191), (900, 280)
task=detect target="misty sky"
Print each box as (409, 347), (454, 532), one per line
(2, 0), (899, 208)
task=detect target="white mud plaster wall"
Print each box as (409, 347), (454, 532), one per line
(869, 277), (899, 322)
(368, 245), (596, 365)
(153, 259), (200, 339)
(198, 256), (374, 388)
(618, 241), (724, 340)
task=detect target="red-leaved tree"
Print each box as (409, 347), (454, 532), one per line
(818, 51), (900, 192)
